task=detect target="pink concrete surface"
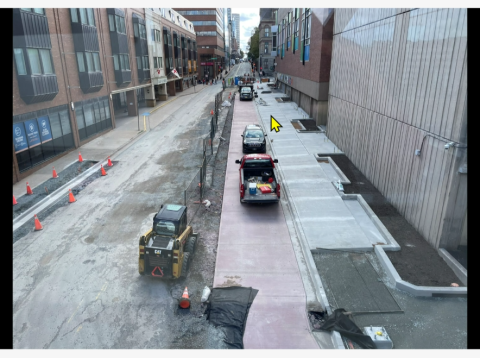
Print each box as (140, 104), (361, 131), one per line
(213, 94), (319, 349)
(243, 296), (320, 349)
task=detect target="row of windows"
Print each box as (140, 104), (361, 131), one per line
(14, 48), (54, 76)
(75, 98), (111, 141)
(20, 8), (45, 15)
(279, 8), (311, 62)
(177, 10), (216, 16)
(70, 8), (96, 27)
(76, 52), (101, 73)
(108, 14), (126, 34)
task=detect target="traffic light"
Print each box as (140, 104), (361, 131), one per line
(260, 67), (262, 70)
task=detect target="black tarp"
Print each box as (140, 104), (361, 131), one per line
(204, 286), (259, 349)
(318, 308), (377, 349)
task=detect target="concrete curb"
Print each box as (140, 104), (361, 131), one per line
(315, 155), (351, 184)
(375, 245), (467, 297)
(438, 248), (467, 286)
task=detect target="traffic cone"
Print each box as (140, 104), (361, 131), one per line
(52, 167), (58, 178)
(34, 214), (43, 231)
(210, 109), (214, 115)
(107, 156), (113, 167)
(26, 182), (33, 195)
(68, 189), (76, 203)
(78, 152), (83, 162)
(101, 165), (107, 176)
(179, 287), (190, 309)
(13, 195), (18, 206)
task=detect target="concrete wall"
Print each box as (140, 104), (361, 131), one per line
(327, 8), (467, 250)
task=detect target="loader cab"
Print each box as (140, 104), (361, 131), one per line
(153, 204), (187, 238)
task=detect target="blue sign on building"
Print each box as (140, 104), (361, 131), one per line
(24, 119), (41, 148)
(13, 123), (28, 153)
(37, 116), (52, 143)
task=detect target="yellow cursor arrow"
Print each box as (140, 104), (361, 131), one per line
(270, 116), (283, 132)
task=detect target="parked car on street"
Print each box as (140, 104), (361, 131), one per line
(241, 124), (267, 153)
(240, 86), (253, 101)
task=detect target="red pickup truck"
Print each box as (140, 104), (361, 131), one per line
(235, 154), (280, 204)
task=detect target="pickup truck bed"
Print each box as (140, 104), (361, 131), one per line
(241, 168), (279, 203)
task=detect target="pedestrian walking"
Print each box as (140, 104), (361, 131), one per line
(222, 79), (226, 89)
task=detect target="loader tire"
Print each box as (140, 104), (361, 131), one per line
(185, 237), (196, 253)
(180, 252), (190, 278)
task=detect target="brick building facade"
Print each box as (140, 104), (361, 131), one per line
(13, 8), (196, 183)
(274, 8), (334, 126)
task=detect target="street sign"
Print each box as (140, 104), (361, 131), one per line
(211, 57), (217, 60)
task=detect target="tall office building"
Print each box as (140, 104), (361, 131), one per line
(174, 8), (226, 80)
(232, 13), (240, 50)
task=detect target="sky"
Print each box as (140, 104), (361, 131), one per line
(231, 8), (260, 55)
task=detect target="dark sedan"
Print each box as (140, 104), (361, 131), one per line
(242, 124), (267, 153)
(240, 87), (253, 101)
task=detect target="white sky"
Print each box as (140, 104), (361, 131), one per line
(231, 8), (260, 54)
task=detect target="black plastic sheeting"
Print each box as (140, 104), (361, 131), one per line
(204, 286), (258, 349)
(318, 308), (376, 349)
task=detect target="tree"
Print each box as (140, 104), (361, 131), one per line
(239, 49), (244, 59)
(247, 27), (259, 61)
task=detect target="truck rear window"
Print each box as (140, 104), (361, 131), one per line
(243, 159), (273, 168)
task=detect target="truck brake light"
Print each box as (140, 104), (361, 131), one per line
(240, 184), (245, 198)
(277, 183), (281, 198)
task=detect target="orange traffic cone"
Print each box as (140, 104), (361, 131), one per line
(107, 156), (113, 167)
(13, 195), (18, 206)
(100, 165), (107, 176)
(68, 189), (76, 203)
(34, 214), (43, 231)
(52, 167), (58, 178)
(179, 287), (190, 309)
(210, 109), (214, 115)
(26, 182), (33, 195)
(78, 152), (83, 162)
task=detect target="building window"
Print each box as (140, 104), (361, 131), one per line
(155, 29), (161, 42)
(70, 8), (78, 22)
(137, 56), (141, 69)
(115, 15), (126, 34)
(294, 9), (299, 52)
(108, 15), (115, 31)
(264, 43), (269, 54)
(143, 56), (149, 70)
(40, 49), (53, 74)
(153, 57), (158, 68)
(86, 8), (95, 26)
(301, 8), (311, 62)
(77, 51), (102, 72)
(26, 48), (54, 75)
(113, 54), (119, 70)
(287, 13), (291, 50)
(13, 48), (27, 75)
(272, 30), (277, 52)
(265, 26), (270, 37)
(77, 52), (85, 72)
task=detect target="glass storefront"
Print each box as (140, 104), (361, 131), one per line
(13, 105), (74, 173)
(75, 96), (112, 141)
